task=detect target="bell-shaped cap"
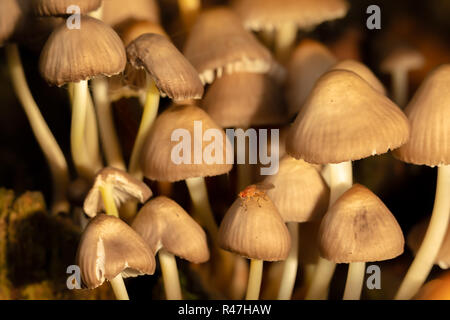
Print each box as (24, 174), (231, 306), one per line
(286, 39), (337, 116)
(319, 184), (404, 263)
(141, 104), (233, 182)
(127, 33), (204, 101)
(83, 167), (152, 218)
(102, 0), (160, 27)
(394, 65), (450, 166)
(218, 184), (291, 261)
(0, 0), (28, 46)
(132, 196), (210, 263)
(264, 156), (329, 223)
(32, 0), (102, 16)
(286, 69), (410, 164)
(201, 72), (286, 128)
(77, 214), (156, 289)
(39, 16), (126, 86)
(183, 7), (279, 84)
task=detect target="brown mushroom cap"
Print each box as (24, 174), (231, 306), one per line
(380, 47), (425, 73)
(0, 0), (28, 46)
(218, 185), (291, 261)
(286, 69), (410, 164)
(394, 64), (450, 166)
(286, 39), (337, 117)
(264, 156), (329, 223)
(33, 0), (102, 16)
(117, 19), (167, 47)
(183, 7), (279, 85)
(102, 0), (160, 28)
(201, 72), (287, 128)
(319, 184), (404, 263)
(127, 33), (204, 101)
(141, 104), (233, 182)
(132, 196), (210, 263)
(39, 16), (126, 86)
(77, 214), (156, 289)
(232, 0), (349, 32)
(83, 167), (152, 218)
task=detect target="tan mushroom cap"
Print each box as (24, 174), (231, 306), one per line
(117, 20), (167, 47)
(264, 156), (329, 223)
(83, 167), (152, 218)
(127, 33), (204, 101)
(102, 0), (160, 28)
(0, 0), (27, 46)
(39, 16), (126, 86)
(331, 59), (386, 95)
(132, 196), (210, 264)
(218, 184), (291, 261)
(141, 104), (233, 182)
(380, 47), (425, 73)
(286, 69), (410, 164)
(408, 218), (450, 270)
(201, 72), (287, 128)
(33, 0), (102, 16)
(286, 39), (337, 117)
(183, 7), (280, 85)
(232, 0), (349, 32)
(319, 184), (404, 263)
(76, 214), (156, 289)
(394, 65), (450, 166)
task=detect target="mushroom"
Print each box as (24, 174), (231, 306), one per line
(380, 47), (425, 107)
(39, 16), (126, 180)
(76, 214), (156, 299)
(102, 0), (160, 28)
(286, 69), (410, 299)
(32, 0), (102, 16)
(126, 33), (204, 180)
(394, 64), (450, 300)
(132, 196), (209, 299)
(218, 184), (291, 299)
(414, 271), (450, 300)
(319, 184), (404, 300)
(84, 167), (152, 218)
(264, 156), (329, 299)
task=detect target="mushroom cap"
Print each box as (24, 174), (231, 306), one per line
(218, 185), (291, 261)
(39, 16), (126, 86)
(232, 0), (349, 32)
(0, 0), (27, 46)
(201, 72), (287, 128)
(132, 196), (210, 263)
(331, 59), (386, 95)
(380, 47), (425, 73)
(127, 33), (204, 101)
(286, 69), (411, 164)
(141, 104), (233, 182)
(286, 39), (337, 117)
(102, 0), (160, 27)
(32, 0), (102, 16)
(319, 184), (404, 263)
(183, 7), (280, 85)
(83, 167), (152, 218)
(76, 214), (156, 289)
(394, 65), (450, 166)
(264, 156), (329, 223)
(117, 19), (167, 47)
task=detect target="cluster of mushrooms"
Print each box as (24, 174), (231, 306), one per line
(0, 0), (449, 300)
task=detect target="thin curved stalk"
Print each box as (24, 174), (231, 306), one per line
(109, 274), (130, 300)
(277, 222), (299, 300)
(85, 89), (103, 172)
(246, 259), (263, 300)
(159, 249), (182, 300)
(343, 262), (365, 300)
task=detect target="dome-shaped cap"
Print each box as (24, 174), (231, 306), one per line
(141, 104), (233, 182)
(127, 33), (204, 101)
(76, 214), (156, 289)
(286, 69), (410, 164)
(394, 65), (450, 166)
(0, 0), (28, 46)
(39, 16), (126, 86)
(264, 156), (329, 223)
(319, 184), (404, 263)
(218, 184), (291, 261)
(102, 0), (160, 27)
(132, 196), (210, 263)
(32, 0), (101, 16)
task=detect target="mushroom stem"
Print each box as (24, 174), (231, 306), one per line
(6, 44), (70, 215)
(343, 262), (365, 300)
(305, 161), (353, 299)
(109, 274), (130, 300)
(395, 165), (450, 300)
(159, 249), (182, 300)
(85, 90), (103, 171)
(277, 222), (299, 300)
(391, 70), (408, 107)
(275, 23), (297, 63)
(246, 259), (263, 300)
(128, 78), (160, 180)
(92, 77), (126, 170)
(178, 0), (201, 31)
(99, 183), (119, 217)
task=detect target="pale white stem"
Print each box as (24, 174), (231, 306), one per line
(395, 165), (450, 300)
(343, 262), (366, 300)
(275, 23), (297, 63)
(159, 250), (182, 300)
(109, 274), (130, 300)
(277, 222), (299, 300)
(246, 259), (263, 300)
(85, 89), (103, 172)
(391, 70), (408, 108)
